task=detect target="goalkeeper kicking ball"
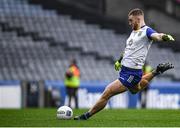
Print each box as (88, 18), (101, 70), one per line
(57, 106), (73, 119)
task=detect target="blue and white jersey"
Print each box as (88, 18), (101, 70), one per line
(121, 26), (156, 69)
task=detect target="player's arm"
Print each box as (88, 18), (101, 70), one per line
(146, 27), (175, 42)
(150, 33), (175, 42)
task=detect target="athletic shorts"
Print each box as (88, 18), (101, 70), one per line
(118, 65), (143, 89)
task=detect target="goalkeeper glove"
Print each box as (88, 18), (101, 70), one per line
(114, 53), (123, 71)
(114, 60), (121, 71)
(162, 34), (175, 41)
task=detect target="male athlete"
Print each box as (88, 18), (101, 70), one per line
(74, 8), (175, 120)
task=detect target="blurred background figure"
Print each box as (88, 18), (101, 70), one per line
(64, 59), (80, 109)
(139, 61), (153, 108)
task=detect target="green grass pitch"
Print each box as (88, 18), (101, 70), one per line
(0, 108), (180, 127)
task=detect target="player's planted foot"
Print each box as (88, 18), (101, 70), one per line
(153, 62), (174, 76)
(74, 112), (91, 120)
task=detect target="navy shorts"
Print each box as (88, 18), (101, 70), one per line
(119, 66), (143, 89)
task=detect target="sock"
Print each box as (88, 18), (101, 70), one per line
(152, 70), (160, 76)
(84, 112), (91, 118)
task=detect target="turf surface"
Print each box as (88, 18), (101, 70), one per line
(0, 108), (180, 127)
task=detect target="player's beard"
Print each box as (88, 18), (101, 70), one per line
(133, 23), (139, 30)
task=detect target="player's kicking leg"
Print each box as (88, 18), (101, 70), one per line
(129, 62), (174, 94)
(74, 79), (127, 120)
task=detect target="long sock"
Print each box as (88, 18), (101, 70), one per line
(79, 112), (91, 120)
(152, 70), (159, 76)
(84, 112), (91, 119)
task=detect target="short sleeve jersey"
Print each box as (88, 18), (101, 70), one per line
(121, 26), (156, 69)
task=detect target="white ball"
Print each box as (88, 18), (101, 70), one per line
(57, 106), (73, 119)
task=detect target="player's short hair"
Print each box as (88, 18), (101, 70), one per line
(128, 8), (144, 16)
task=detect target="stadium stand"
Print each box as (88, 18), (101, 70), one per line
(139, 0), (180, 20)
(0, 0), (179, 81)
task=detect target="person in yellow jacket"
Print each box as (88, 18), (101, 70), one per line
(64, 59), (80, 108)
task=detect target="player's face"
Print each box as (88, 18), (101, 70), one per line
(128, 15), (140, 30)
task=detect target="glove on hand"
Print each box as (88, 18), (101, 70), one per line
(162, 34), (175, 41)
(114, 61), (121, 71)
